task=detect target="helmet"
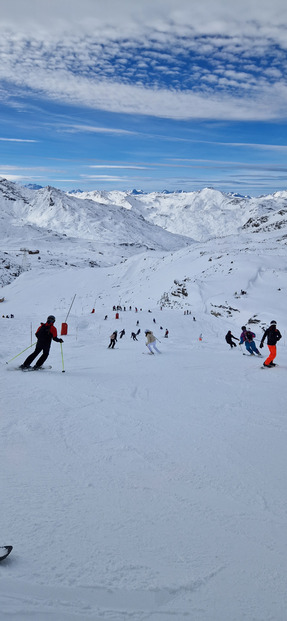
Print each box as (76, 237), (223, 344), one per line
(270, 320), (277, 325)
(241, 326), (246, 330)
(47, 315), (56, 323)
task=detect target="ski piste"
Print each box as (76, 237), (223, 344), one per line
(0, 546), (13, 561)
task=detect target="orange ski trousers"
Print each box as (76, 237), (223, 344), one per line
(265, 345), (277, 365)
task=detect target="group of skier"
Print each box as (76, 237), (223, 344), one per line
(225, 320), (282, 367)
(108, 329), (161, 353)
(16, 312), (282, 370)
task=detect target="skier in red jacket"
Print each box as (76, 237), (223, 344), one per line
(20, 315), (63, 369)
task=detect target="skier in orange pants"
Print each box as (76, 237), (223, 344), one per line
(260, 320), (282, 367)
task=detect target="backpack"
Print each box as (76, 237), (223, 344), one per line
(245, 330), (254, 341)
(36, 322), (51, 340)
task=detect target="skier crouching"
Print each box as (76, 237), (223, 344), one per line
(20, 315), (63, 369)
(145, 330), (160, 354)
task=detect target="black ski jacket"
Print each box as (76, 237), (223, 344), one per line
(260, 326), (282, 347)
(225, 332), (238, 344)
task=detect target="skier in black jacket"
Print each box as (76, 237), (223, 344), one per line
(225, 330), (239, 348)
(108, 331), (117, 348)
(260, 320), (282, 367)
(20, 315), (63, 369)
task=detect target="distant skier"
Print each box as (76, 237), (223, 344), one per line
(131, 332), (138, 341)
(164, 329), (169, 338)
(108, 331), (117, 349)
(136, 328), (141, 336)
(20, 315), (63, 369)
(225, 330), (238, 348)
(119, 329), (125, 339)
(239, 326), (261, 356)
(260, 320), (282, 367)
(145, 330), (160, 354)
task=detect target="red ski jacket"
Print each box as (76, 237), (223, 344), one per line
(36, 322), (58, 343)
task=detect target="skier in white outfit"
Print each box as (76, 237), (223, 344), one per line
(145, 330), (160, 354)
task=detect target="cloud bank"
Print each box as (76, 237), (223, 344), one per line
(0, 0), (287, 122)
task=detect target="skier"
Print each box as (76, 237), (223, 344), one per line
(20, 315), (63, 369)
(145, 330), (160, 354)
(260, 320), (282, 367)
(119, 329), (125, 338)
(164, 329), (169, 338)
(239, 326), (261, 356)
(225, 330), (239, 348)
(131, 332), (138, 341)
(108, 331), (117, 349)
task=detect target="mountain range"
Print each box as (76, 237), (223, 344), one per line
(0, 176), (286, 325)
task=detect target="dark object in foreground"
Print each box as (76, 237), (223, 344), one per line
(0, 546), (13, 561)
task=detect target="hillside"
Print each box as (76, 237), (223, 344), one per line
(0, 178), (191, 287)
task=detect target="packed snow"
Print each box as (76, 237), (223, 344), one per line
(1, 178), (287, 620)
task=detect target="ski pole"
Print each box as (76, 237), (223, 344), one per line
(60, 342), (65, 373)
(6, 342), (36, 364)
(238, 344), (245, 356)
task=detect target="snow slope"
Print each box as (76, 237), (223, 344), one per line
(1, 178), (287, 620)
(1, 254), (287, 619)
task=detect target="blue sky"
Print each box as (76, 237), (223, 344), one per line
(0, 0), (287, 196)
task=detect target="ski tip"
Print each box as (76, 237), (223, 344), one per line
(0, 545), (13, 561)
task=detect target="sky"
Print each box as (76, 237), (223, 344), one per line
(0, 0), (287, 196)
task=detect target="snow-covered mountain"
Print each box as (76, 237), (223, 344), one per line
(69, 187), (287, 241)
(0, 178), (191, 286)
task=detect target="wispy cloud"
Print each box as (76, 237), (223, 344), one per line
(0, 137), (38, 142)
(60, 124), (138, 136)
(87, 165), (148, 170)
(80, 175), (128, 181)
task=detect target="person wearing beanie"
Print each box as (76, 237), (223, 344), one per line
(260, 320), (282, 367)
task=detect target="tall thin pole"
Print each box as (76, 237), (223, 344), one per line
(65, 294), (76, 323)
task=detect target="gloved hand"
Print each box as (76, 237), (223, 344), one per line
(59, 338), (64, 343)
(259, 343), (263, 348)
